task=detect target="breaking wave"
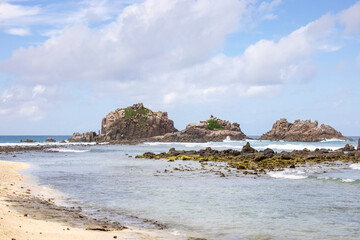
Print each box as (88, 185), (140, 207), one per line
(45, 148), (91, 153)
(349, 163), (360, 170)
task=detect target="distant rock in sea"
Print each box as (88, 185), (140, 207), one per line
(45, 137), (56, 142)
(259, 118), (351, 142)
(68, 103), (177, 143)
(358, 138), (360, 150)
(68, 131), (98, 142)
(20, 139), (34, 143)
(148, 116), (247, 142)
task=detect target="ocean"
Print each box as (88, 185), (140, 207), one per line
(1, 136), (359, 239)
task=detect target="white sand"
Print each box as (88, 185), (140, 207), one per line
(0, 160), (183, 240)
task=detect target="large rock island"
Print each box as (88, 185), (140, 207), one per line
(69, 103), (177, 143)
(260, 118), (351, 142)
(148, 116), (247, 142)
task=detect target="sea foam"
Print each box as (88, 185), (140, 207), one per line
(268, 170), (308, 180)
(349, 163), (360, 170)
(46, 148), (90, 153)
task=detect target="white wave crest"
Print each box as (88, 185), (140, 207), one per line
(320, 138), (346, 142)
(268, 171), (308, 180)
(46, 148), (90, 153)
(342, 178), (355, 183)
(349, 163), (360, 170)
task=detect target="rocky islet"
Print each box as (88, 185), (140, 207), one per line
(260, 118), (351, 142)
(68, 103), (351, 143)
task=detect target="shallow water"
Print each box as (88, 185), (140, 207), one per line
(1, 137), (359, 239)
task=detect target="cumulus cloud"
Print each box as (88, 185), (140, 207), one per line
(338, 0), (360, 33)
(0, 85), (54, 121)
(0, 0), (345, 109)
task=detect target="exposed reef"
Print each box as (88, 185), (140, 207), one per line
(147, 116), (247, 142)
(136, 143), (360, 174)
(260, 118), (351, 142)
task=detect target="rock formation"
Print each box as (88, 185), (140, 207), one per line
(100, 103), (177, 142)
(136, 142), (360, 173)
(358, 139), (360, 150)
(68, 131), (99, 142)
(148, 116), (247, 142)
(260, 118), (351, 142)
(45, 137), (56, 142)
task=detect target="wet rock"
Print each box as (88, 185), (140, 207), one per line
(45, 137), (56, 142)
(68, 131), (98, 142)
(358, 139), (360, 150)
(136, 145), (359, 173)
(241, 142), (256, 153)
(342, 144), (355, 152)
(20, 139), (34, 143)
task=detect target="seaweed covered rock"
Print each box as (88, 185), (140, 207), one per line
(45, 137), (56, 142)
(148, 116), (247, 142)
(260, 118), (351, 142)
(100, 103), (177, 142)
(136, 143), (360, 173)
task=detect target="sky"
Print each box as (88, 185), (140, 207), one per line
(0, 0), (359, 136)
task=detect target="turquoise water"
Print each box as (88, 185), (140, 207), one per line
(1, 137), (359, 239)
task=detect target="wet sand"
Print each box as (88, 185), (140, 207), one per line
(0, 160), (185, 240)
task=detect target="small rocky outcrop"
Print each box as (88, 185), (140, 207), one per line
(100, 103), (177, 142)
(260, 118), (351, 142)
(45, 137), (56, 142)
(148, 116), (247, 142)
(20, 139), (34, 143)
(136, 143), (360, 173)
(358, 139), (360, 150)
(68, 131), (98, 142)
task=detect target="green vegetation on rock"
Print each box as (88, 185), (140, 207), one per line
(206, 119), (224, 130)
(123, 107), (151, 119)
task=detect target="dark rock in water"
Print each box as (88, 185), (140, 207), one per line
(45, 137), (56, 142)
(260, 118), (351, 142)
(68, 131), (98, 142)
(136, 145), (360, 172)
(20, 139), (34, 143)
(148, 116), (247, 142)
(358, 139), (360, 150)
(263, 148), (274, 155)
(342, 144), (355, 152)
(241, 142), (256, 153)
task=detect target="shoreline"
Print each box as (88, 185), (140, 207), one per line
(0, 160), (188, 240)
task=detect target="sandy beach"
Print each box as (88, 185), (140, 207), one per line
(0, 160), (184, 240)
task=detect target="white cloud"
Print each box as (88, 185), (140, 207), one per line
(338, 1), (360, 33)
(0, 2), (39, 21)
(0, 0), (344, 108)
(32, 85), (46, 97)
(4, 27), (30, 36)
(0, 85), (56, 121)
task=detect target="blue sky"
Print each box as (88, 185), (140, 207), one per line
(0, 0), (359, 136)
